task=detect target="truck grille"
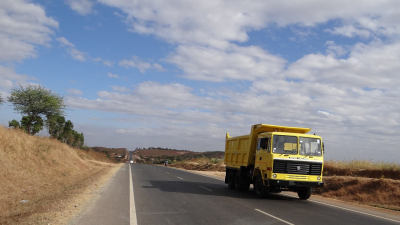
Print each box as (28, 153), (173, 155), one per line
(273, 160), (322, 175)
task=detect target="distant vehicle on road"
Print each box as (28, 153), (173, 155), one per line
(130, 160), (134, 163)
(225, 124), (324, 200)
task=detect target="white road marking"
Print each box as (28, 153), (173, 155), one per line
(166, 172), (169, 174)
(129, 164), (138, 225)
(177, 177), (183, 180)
(199, 185), (212, 192)
(280, 193), (400, 223)
(255, 209), (294, 225)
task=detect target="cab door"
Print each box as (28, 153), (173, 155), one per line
(255, 137), (270, 172)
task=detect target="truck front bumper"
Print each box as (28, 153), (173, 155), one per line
(268, 179), (324, 188)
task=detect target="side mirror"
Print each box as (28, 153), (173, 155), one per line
(322, 142), (325, 154)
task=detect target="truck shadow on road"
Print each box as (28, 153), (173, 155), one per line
(141, 180), (304, 202)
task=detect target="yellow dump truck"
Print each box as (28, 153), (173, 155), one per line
(224, 124), (324, 200)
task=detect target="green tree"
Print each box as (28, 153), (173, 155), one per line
(0, 94), (3, 106)
(8, 85), (65, 135)
(47, 115), (66, 139)
(21, 116), (44, 135)
(9, 119), (21, 129)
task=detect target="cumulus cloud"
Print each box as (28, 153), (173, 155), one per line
(167, 45), (286, 82)
(56, 37), (75, 47)
(67, 88), (83, 95)
(68, 48), (86, 61)
(97, 0), (400, 48)
(107, 73), (119, 78)
(103, 60), (114, 67)
(65, 0), (94, 15)
(0, 0), (58, 62)
(0, 66), (38, 95)
(119, 56), (161, 72)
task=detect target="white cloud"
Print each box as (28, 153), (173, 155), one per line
(67, 88), (83, 95)
(0, 66), (38, 93)
(152, 63), (165, 71)
(325, 41), (348, 56)
(110, 85), (129, 92)
(68, 48), (86, 61)
(325, 25), (371, 38)
(167, 45), (286, 82)
(107, 73), (119, 78)
(0, 0), (58, 62)
(97, 0), (400, 48)
(103, 60), (114, 66)
(56, 37), (75, 47)
(65, 0), (94, 15)
(118, 56), (153, 72)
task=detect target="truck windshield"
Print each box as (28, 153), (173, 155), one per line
(272, 135), (298, 155)
(299, 137), (322, 156)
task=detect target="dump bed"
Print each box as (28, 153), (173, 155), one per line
(225, 134), (253, 168)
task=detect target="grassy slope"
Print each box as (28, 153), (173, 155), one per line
(0, 126), (116, 224)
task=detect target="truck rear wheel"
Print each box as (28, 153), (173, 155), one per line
(234, 173), (250, 192)
(254, 176), (269, 198)
(297, 187), (312, 200)
(227, 170), (235, 189)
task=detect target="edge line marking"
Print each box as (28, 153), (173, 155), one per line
(255, 209), (294, 225)
(308, 199), (400, 223)
(129, 164), (138, 225)
(280, 193), (400, 223)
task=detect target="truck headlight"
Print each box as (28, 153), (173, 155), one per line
(273, 174), (277, 178)
(317, 176), (321, 180)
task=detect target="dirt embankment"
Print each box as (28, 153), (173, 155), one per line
(170, 162), (225, 172)
(0, 126), (121, 224)
(316, 176), (400, 211)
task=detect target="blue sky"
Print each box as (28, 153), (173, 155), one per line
(1, 0), (400, 162)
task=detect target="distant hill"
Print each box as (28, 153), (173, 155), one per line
(132, 148), (224, 164)
(91, 147), (128, 161)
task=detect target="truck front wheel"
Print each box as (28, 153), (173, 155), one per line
(297, 187), (312, 200)
(254, 176), (269, 198)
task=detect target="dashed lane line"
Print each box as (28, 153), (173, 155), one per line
(199, 185), (212, 192)
(177, 177), (183, 180)
(255, 209), (294, 225)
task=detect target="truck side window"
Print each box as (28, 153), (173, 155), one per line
(259, 138), (268, 151)
(257, 138), (261, 150)
(265, 138), (270, 152)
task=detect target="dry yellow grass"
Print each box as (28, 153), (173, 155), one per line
(0, 125), (117, 224)
(324, 160), (400, 179)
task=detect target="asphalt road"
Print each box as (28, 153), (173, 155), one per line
(72, 163), (400, 225)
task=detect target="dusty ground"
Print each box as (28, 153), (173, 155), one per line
(17, 162), (123, 225)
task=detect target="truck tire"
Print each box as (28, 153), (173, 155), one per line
(297, 187), (312, 200)
(228, 170), (235, 189)
(254, 176), (269, 198)
(234, 172), (250, 192)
